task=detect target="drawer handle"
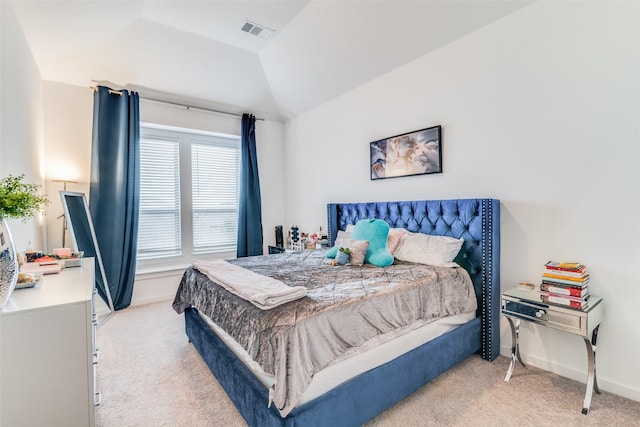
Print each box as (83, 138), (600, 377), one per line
(535, 309), (546, 318)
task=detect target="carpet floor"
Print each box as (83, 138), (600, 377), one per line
(96, 301), (640, 426)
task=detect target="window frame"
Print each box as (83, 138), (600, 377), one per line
(136, 122), (240, 273)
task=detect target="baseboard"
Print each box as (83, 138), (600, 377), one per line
(500, 345), (640, 403)
(131, 269), (183, 308)
(129, 293), (174, 307)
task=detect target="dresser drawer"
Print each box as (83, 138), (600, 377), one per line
(502, 299), (586, 335)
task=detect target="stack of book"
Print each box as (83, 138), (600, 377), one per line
(540, 261), (589, 309)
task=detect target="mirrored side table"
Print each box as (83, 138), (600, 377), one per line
(501, 287), (604, 415)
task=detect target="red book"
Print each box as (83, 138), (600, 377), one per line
(540, 283), (588, 298)
(540, 293), (587, 310)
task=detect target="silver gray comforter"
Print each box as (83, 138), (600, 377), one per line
(173, 249), (476, 416)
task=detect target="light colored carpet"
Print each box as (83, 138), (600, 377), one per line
(96, 301), (640, 426)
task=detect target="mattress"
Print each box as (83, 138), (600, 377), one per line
(198, 309), (475, 415)
(174, 250), (477, 415)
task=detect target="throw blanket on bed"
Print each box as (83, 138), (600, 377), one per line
(173, 250), (476, 416)
(192, 259), (307, 310)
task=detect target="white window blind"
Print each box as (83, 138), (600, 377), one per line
(192, 141), (240, 253)
(137, 136), (181, 259)
(137, 124), (240, 266)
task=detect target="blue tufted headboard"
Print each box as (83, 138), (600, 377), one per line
(327, 198), (500, 361)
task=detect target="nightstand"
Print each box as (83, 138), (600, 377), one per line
(501, 287), (604, 414)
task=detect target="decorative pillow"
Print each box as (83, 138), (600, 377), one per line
(394, 231), (464, 266)
(337, 239), (369, 266)
(386, 228), (407, 255)
(350, 219), (393, 267)
(345, 224), (356, 233)
(325, 230), (353, 258)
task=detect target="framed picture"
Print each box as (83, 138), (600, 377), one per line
(370, 125), (441, 180)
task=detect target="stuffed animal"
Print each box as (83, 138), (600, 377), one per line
(350, 219), (394, 267)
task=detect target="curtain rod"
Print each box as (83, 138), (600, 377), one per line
(90, 86), (264, 121)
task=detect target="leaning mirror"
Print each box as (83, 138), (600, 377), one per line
(60, 191), (115, 326)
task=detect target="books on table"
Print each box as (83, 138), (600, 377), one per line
(540, 283), (588, 298)
(540, 293), (587, 310)
(540, 261), (590, 309)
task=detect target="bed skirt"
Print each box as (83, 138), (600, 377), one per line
(185, 307), (482, 426)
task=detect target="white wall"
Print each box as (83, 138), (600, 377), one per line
(285, 2), (640, 401)
(42, 81), (93, 252)
(0, 2), (45, 410)
(0, 2), (45, 252)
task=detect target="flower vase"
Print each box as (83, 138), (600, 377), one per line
(0, 218), (19, 308)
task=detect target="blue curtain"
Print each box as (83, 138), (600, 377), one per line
(89, 86), (140, 310)
(237, 114), (264, 257)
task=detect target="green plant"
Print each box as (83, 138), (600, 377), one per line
(338, 246), (351, 255)
(0, 174), (49, 221)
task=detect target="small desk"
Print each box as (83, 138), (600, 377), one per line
(501, 287), (604, 415)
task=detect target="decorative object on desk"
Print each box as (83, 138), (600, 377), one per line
(49, 248), (83, 267)
(289, 224), (305, 251)
(316, 239), (329, 249)
(275, 225), (284, 248)
(290, 225), (299, 242)
(518, 282), (536, 290)
(0, 175), (50, 221)
(53, 247), (72, 258)
(0, 174), (50, 308)
(33, 255), (60, 265)
(25, 250), (44, 263)
(14, 272), (43, 289)
(335, 247), (351, 265)
(21, 261), (63, 275)
(540, 261), (590, 310)
(315, 226), (329, 249)
(370, 125), (441, 180)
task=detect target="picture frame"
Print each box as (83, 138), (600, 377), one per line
(370, 125), (441, 180)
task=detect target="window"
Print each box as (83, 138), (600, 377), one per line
(137, 124), (240, 267)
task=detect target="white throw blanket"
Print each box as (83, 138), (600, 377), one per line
(192, 259), (307, 310)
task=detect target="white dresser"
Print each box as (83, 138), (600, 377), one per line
(0, 259), (97, 427)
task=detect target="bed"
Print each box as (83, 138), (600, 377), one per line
(174, 198), (500, 426)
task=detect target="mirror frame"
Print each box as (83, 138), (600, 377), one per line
(60, 190), (115, 325)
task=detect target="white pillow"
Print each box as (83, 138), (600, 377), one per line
(394, 232), (463, 266)
(335, 230), (351, 242)
(386, 228), (407, 255)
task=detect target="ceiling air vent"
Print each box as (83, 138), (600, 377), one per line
(241, 20), (275, 39)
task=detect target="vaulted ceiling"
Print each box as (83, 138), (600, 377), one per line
(12, 1), (531, 122)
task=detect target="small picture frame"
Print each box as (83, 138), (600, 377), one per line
(370, 125), (442, 180)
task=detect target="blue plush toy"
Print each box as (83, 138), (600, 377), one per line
(350, 219), (394, 267)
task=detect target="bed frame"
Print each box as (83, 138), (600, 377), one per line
(183, 198), (500, 426)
